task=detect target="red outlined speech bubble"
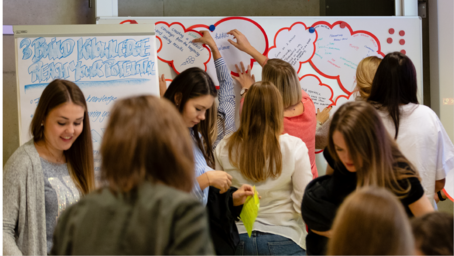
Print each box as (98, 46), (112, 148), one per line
(299, 74), (334, 112)
(268, 22), (318, 74)
(189, 17), (268, 77)
(310, 21), (384, 95)
(155, 22), (211, 74)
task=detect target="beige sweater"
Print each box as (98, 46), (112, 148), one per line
(3, 139), (47, 255)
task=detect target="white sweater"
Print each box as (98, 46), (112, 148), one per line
(215, 133), (313, 249)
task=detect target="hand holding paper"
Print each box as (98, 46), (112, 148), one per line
(239, 186), (260, 237)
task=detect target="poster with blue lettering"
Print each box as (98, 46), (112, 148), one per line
(15, 26), (159, 173)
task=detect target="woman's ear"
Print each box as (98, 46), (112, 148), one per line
(174, 92), (182, 107)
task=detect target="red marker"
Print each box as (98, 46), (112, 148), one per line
(399, 30), (405, 36)
(399, 39), (405, 45)
(389, 28), (395, 34)
(387, 38), (393, 44)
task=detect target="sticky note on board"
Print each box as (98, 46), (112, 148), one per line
(239, 186), (260, 237)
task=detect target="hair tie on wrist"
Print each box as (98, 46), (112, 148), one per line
(438, 191), (446, 201)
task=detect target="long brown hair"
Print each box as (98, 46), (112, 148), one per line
(163, 67), (217, 168)
(226, 81), (283, 182)
(327, 187), (414, 255)
(355, 56), (382, 99)
(328, 101), (419, 197)
(100, 95), (194, 193)
(30, 79), (95, 195)
(262, 59), (302, 109)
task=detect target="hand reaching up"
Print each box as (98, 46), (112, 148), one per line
(232, 62), (255, 90)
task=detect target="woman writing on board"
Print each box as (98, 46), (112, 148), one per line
(3, 79), (95, 255)
(227, 29), (319, 179)
(367, 52), (454, 208)
(51, 95), (215, 255)
(301, 101), (433, 255)
(215, 81), (313, 255)
(162, 31), (237, 205)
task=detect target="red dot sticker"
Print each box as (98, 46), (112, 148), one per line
(399, 30), (405, 36)
(387, 38), (393, 44)
(340, 22), (346, 28)
(399, 39), (405, 45)
(401, 50), (406, 54)
(389, 28), (395, 34)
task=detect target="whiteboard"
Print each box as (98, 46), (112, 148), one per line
(14, 24), (159, 173)
(98, 17), (423, 174)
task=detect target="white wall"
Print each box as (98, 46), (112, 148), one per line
(429, 0), (454, 141)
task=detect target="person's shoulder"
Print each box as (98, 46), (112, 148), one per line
(280, 134), (309, 153)
(4, 139), (38, 175)
(141, 183), (202, 209)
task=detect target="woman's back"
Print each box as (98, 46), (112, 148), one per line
(51, 182), (213, 255)
(215, 133), (312, 247)
(377, 103), (454, 206)
(283, 90), (317, 178)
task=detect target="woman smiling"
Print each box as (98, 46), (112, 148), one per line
(3, 79), (95, 255)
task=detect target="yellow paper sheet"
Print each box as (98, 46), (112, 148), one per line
(239, 186), (260, 237)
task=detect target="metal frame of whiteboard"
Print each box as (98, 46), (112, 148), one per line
(14, 24), (156, 145)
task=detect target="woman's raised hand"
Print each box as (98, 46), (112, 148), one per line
(227, 29), (253, 54)
(206, 170), (232, 194)
(192, 30), (216, 50)
(159, 74), (167, 98)
(233, 62), (255, 89)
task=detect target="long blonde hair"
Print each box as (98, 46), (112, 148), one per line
(328, 101), (419, 198)
(356, 56), (382, 99)
(327, 187), (414, 255)
(226, 81), (283, 182)
(262, 59), (302, 109)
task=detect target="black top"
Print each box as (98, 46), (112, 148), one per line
(301, 148), (424, 255)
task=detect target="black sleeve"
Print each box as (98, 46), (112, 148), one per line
(400, 177), (425, 206)
(323, 147), (336, 169)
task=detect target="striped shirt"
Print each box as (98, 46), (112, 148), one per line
(191, 57), (236, 205)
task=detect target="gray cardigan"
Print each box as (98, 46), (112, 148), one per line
(3, 139), (47, 255)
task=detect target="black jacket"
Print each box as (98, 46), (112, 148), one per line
(207, 186), (243, 255)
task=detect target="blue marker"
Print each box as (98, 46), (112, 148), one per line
(309, 27), (315, 33)
(209, 25), (216, 32)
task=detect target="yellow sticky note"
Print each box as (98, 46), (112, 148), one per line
(239, 186), (260, 237)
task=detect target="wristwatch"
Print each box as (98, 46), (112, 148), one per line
(240, 88), (248, 96)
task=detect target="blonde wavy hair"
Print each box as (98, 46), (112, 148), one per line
(356, 56), (382, 99)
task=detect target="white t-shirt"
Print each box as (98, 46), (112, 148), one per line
(215, 133), (313, 249)
(377, 103), (454, 207)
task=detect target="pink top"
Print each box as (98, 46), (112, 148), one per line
(283, 90), (317, 178)
(240, 89), (318, 179)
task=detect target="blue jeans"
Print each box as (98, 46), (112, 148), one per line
(235, 231), (306, 255)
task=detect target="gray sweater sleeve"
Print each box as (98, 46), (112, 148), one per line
(3, 153), (29, 256)
(3, 141), (47, 256)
